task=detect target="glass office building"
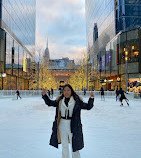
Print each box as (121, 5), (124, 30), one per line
(116, 0), (141, 34)
(0, 0), (36, 90)
(85, 0), (141, 91)
(86, 0), (115, 50)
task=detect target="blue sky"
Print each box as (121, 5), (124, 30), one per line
(36, 0), (86, 62)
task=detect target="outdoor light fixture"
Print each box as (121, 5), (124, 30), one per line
(134, 51), (139, 56)
(124, 48), (126, 51)
(125, 49), (128, 92)
(125, 51), (128, 55)
(125, 57), (128, 61)
(108, 79), (113, 82)
(0, 73), (6, 78)
(104, 79), (107, 82)
(117, 77), (120, 81)
(2, 73), (6, 77)
(132, 46), (135, 50)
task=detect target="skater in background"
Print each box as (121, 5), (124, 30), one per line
(116, 87), (119, 101)
(84, 88), (86, 95)
(51, 88), (54, 98)
(42, 84), (94, 158)
(119, 88), (129, 106)
(59, 87), (63, 95)
(47, 89), (51, 98)
(100, 86), (105, 100)
(16, 89), (22, 99)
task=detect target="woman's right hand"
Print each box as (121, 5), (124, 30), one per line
(42, 89), (47, 96)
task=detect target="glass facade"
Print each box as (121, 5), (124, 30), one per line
(85, 0), (141, 91)
(86, 0), (115, 49)
(2, 0), (36, 47)
(86, 0), (141, 49)
(116, 0), (141, 33)
(0, 0), (36, 90)
(85, 0), (116, 90)
(2, 33), (31, 90)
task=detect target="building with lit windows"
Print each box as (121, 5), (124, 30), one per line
(0, 0), (36, 90)
(85, 0), (141, 91)
(43, 42), (75, 89)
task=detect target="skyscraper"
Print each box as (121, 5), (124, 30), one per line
(85, 0), (141, 91)
(115, 0), (141, 34)
(0, 0), (36, 90)
(43, 39), (50, 65)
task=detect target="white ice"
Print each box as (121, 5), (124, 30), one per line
(0, 95), (141, 158)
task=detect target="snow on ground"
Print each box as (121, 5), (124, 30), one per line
(0, 95), (141, 158)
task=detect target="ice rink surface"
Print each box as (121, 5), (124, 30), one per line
(0, 95), (141, 158)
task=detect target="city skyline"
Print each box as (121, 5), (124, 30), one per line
(36, 0), (87, 62)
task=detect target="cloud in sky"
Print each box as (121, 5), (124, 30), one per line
(36, 0), (86, 62)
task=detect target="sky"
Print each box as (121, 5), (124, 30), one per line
(36, 0), (86, 62)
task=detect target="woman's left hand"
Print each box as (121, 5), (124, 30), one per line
(89, 91), (94, 98)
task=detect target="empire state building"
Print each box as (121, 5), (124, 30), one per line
(43, 39), (50, 65)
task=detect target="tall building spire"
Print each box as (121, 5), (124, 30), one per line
(46, 38), (48, 48)
(43, 37), (50, 65)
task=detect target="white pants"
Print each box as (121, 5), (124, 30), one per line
(59, 119), (81, 158)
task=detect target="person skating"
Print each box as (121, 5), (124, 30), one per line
(59, 87), (63, 95)
(16, 89), (22, 99)
(116, 87), (119, 101)
(51, 87), (54, 98)
(84, 88), (86, 95)
(100, 86), (105, 100)
(42, 84), (94, 158)
(47, 90), (51, 98)
(119, 88), (129, 106)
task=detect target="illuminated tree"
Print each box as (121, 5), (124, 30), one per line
(39, 61), (57, 90)
(69, 54), (91, 90)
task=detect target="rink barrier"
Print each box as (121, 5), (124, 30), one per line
(0, 90), (139, 99)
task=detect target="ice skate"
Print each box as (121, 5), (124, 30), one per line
(120, 103), (123, 106)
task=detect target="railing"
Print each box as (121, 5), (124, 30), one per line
(0, 90), (139, 99)
(0, 90), (43, 96)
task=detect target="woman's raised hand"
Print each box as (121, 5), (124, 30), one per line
(89, 91), (94, 98)
(42, 89), (47, 96)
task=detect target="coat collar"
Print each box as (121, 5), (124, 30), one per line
(58, 95), (81, 115)
(62, 96), (75, 109)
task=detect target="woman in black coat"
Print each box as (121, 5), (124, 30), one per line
(42, 84), (94, 158)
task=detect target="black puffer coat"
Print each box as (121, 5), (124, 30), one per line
(119, 89), (127, 101)
(42, 94), (94, 152)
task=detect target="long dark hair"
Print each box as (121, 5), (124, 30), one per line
(58, 84), (79, 101)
